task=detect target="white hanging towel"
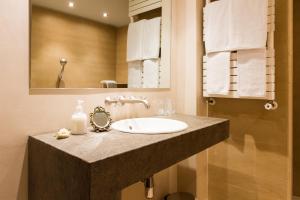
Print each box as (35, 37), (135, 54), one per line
(237, 49), (266, 97)
(228, 0), (268, 50)
(142, 59), (160, 88)
(127, 20), (145, 62)
(128, 61), (142, 88)
(206, 52), (231, 95)
(142, 17), (161, 59)
(204, 0), (230, 53)
(204, 0), (268, 53)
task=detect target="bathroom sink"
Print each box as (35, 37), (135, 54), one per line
(111, 118), (189, 134)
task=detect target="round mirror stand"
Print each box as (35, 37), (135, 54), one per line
(89, 106), (112, 132)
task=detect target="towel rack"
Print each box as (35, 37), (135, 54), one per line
(203, 0), (276, 110)
(128, 0), (170, 88)
(207, 97), (278, 110)
(129, 0), (162, 18)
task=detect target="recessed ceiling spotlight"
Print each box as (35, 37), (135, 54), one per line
(68, 1), (75, 8)
(102, 12), (108, 18)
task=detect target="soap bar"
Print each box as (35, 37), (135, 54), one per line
(55, 128), (71, 140)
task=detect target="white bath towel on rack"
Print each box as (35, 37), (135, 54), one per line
(229, 0), (268, 50)
(237, 49), (266, 97)
(127, 20), (146, 62)
(142, 17), (161, 60)
(142, 59), (160, 88)
(204, 0), (230, 53)
(204, 0), (268, 53)
(206, 52), (231, 95)
(128, 61), (143, 88)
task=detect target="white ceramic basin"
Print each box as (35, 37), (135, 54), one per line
(111, 118), (188, 134)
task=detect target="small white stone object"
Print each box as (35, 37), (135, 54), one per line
(55, 128), (71, 140)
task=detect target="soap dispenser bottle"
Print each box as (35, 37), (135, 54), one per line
(71, 100), (87, 135)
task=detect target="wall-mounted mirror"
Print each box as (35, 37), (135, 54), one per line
(30, 0), (171, 89)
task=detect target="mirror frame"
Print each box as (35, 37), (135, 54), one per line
(89, 106), (112, 132)
(28, 0), (172, 93)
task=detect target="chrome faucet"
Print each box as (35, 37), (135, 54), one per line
(105, 96), (150, 109)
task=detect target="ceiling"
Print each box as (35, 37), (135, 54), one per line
(31, 0), (130, 27)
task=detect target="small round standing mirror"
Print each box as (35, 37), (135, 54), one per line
(90, 107), (112, 132)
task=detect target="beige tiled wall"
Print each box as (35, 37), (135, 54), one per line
(116, 26), (129, 84)
(171, 0), (208, 199)
(31, 6), (117, 88)
(207, 0), (293, 200)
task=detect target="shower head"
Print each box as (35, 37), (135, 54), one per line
(60, 58), (67, 66)
(56, 58), (68, 88)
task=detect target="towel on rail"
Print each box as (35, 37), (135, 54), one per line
(204, 0), (230, 53)
(127, 20), (146, 62)
(204, 0), (268, 53)
(229, 0), (268, 50)
(142, 59), (160, 88)
(142, 17), (161, 60)
(237, 49), (266, 97)
(128, 61), (143, 88)
(206, 52), (231, 95)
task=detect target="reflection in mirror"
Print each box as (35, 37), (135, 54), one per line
(30, 0), (171, 89)
(93, 112), (109, 128)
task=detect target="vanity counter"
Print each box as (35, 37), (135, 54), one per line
(28, 114), (229, 200)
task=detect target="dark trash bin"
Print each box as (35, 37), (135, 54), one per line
(164, 192), (195, 200)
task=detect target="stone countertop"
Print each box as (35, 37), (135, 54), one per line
(28, 114), (229, 200)
(30, 114), (228, 164)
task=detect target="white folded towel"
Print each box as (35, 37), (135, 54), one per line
(142, 17), (161, 59)
(142, 59), (160, 88)
(204, 0), (230, 53)
(127, 20), (145, 62)
(204, 0), (268, 53)
(229, 0), (268, 50)
(128, 61), (142, 88)
(206, 52), (231, 95)
(100, 80), (117, 88)
(237, 49), (266, 97)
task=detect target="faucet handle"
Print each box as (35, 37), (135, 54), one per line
(104, 96), (112, 102)
(105, 96), (119, 105)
